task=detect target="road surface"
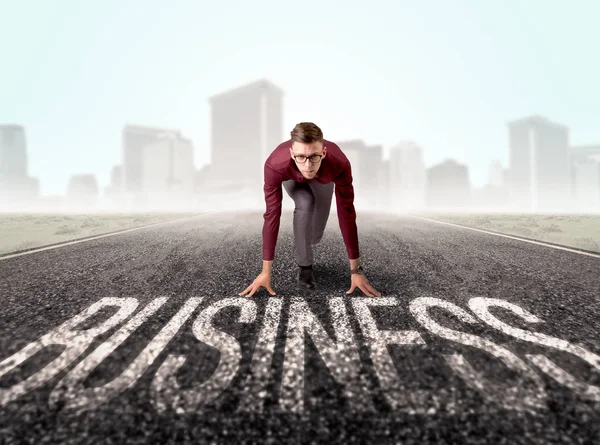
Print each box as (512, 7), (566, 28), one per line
(1, 211), (599, 444)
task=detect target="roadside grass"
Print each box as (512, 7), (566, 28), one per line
(413, 212), (600, 253)
(0, 212), (201, 256)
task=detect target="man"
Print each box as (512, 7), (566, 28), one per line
(239, 122), (381, 297)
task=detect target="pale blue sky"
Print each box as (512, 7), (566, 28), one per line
(1, 0), (598, 196)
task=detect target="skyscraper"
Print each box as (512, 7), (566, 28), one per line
(142, 133), (195, 209)
(507, 115), (571, 212)
(488, 160), (504, 187)
(0, 124), (39, 209)
(388, 141), (427, 211)
(426, 158), (471, 209)
(570, 144), (600, 211)
(122, 124), (181, 194)
(337, 139), (384, 211)
(207, 78), (284, 194)
(67, 174), (99, 210)
(0, 125), (27, 179)
(121, 124), (193, 209)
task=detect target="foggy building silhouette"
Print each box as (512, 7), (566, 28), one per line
(123, 125), (170, 196)
(470, 159), (510, 210)
(142, 132), (194, 208)
(570, 144), (600, 162)
(194, 164), (211, 193)
(507, 115), (571, 212)
(112, 165), (123, 193)
(426, 158), (471, 209)
(67, 174), (99, 210)
(503, 167), (510, 187)
(107, 165), (123, 194)
(0, 124), (39, 209)
(103, 165), (124, 208)
(207, 78), (284, 202)
(337, 139), (384, 211)
(122, 124), (180, 194)
(121, 125), (195, 209)
(388, 141), (427, 211)
(570, 144), (600, 211)
(367, 143), (386, 210)
(379, 158), (390, 209)
(488, 160), (504, 187)
(0, 125), (27, 177)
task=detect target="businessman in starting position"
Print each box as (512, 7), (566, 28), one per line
(239, 121), (381, 297)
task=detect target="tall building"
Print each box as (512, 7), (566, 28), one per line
(67, 174), (99, 210)
(570, 145), (600, 211)
(503, 167), (510, 186)
(0, 124), (27, 178)
(473, 159), (510, 210)
(426, 158), (471, 209)
(110, 165), (123, 194)
(378, 158), (390, 210)
(488, 160), (504, 187)
(122, 124), (180, 194)
(366, 143), (385, 209)
(507, 115), (571, 212)
(0, 124), (39, 209)
(121, 124), (194, 209)
(142, 134), (195, 208)
(336, 139), (384, 211)
(571, 157), (600, 211)
(194, 164), (211, 193)
(388, 141), (427, 211)
(207, 78), (284, 196)
(103, 164), (124, 209)
(570, 144), (600, 163)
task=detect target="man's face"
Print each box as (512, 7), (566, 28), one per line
(289, 141), (327, 180)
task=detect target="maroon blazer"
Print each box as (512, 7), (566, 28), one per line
(262, 138), (360, 261)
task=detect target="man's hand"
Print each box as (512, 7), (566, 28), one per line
(346, 273), (381, 297)
(239, 272), (276, 298)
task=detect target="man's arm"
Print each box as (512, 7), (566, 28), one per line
(262, 161), (283, 276)
(333, 161), (361, 270)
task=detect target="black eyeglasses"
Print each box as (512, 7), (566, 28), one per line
(293, 153), (324, 164)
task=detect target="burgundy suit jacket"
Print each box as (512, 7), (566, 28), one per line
(262, 138), (359, 261)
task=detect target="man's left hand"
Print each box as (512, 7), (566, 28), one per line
(346, 273), (381, 297)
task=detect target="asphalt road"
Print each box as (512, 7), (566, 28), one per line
(1, 210), (599, 444)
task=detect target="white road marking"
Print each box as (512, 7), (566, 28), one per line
(49, 297), (203, 413)
(279, 297), (374, 413)
(410, 296), (547, 413)
(4, 294), (599, 412)
(237, 298), (283, 412)
(469, 297), (600, 401)
(0, 213), (213, 261)
(352, 297), (448, 415)
(407, 214), (600, 259)
(0, 297), (139, 407)
(151, 297), (256, 414)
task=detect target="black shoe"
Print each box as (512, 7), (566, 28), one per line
(297, 267), (316, 289)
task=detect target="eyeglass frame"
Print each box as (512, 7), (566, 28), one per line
(291, 152), (325, 164)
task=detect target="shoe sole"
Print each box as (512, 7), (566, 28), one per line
(298, 283), (316, 290)
(297, 273), (316, 290)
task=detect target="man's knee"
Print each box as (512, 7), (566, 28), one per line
(293, 190), (315, 212)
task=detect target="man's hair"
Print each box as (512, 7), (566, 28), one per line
(290, 122), (323, 144)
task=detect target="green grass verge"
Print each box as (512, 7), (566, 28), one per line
(0, 212), (201, 256)
(413, 212), (600, 253)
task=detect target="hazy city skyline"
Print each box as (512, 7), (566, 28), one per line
(1, 0), (598, 197)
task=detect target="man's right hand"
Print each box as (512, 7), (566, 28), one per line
(239, 272), (276, 298)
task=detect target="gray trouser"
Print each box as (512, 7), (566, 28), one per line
(283, 179), (335, 267)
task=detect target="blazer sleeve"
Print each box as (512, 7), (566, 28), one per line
(333, 161), (360, 260)
(262, 161), (283, 261)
